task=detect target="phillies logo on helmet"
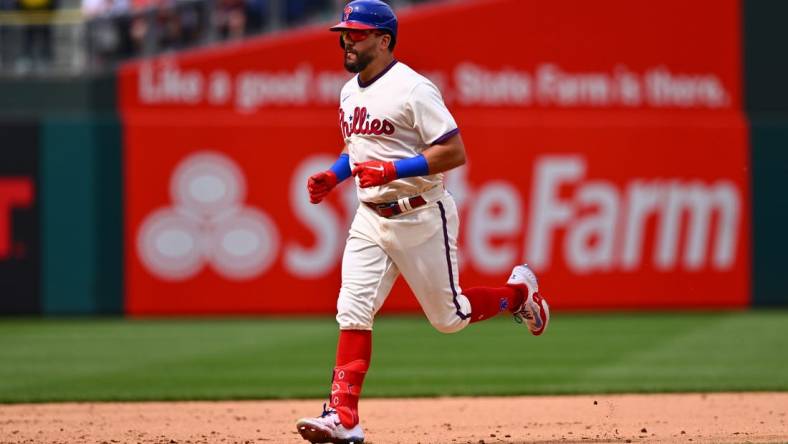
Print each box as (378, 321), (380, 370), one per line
(343, 5), (352, 21)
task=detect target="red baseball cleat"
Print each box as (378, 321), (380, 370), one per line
(507, 264), (550, 336)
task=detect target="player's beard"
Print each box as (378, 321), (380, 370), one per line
(344, 48), (374, 73)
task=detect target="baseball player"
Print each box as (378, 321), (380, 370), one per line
(296, 1), (550, 443)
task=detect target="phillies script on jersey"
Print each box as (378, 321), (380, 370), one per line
(340, 107), (396, 138)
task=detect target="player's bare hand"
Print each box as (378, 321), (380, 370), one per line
(352, 161), (397, 188)
(307, 171), (338, 204)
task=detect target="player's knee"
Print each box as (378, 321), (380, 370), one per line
(424, 294), (471, 334)
(430, 317), (468, 334)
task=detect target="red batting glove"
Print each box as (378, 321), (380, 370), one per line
(351, 160), (397, 188)
(307, 170), (338, 204)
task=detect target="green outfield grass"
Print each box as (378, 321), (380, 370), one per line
(0, 311), (787, 403)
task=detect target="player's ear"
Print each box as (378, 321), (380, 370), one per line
(379, 33), (391, 51)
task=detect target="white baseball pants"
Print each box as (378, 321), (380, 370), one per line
(336, 186), (472, 333)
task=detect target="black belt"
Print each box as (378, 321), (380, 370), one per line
(363, 195), (428, 218)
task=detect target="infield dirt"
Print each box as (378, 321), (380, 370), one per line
(1, 393), (786, 444)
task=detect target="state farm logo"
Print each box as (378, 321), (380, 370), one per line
(137, 152), (279, 281)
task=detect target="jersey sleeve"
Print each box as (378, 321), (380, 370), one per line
(407, 81), (459, 146)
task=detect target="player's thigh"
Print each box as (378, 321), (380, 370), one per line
(337, 233), (400, 330)
(389, 198), (470, 333)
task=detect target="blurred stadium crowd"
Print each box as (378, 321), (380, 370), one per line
(0, 0), (434, 74)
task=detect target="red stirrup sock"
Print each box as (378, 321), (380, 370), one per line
(335, 329), (371, 366)
(330, 330), (371, 428)
(330, 359), (368, 428)
(463, 286), (523, 323)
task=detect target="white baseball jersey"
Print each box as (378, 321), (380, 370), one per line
(335, 60), (472, 334)
(338, 60), (458, 203)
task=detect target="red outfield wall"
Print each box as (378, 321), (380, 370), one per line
(119, 0), (749, 314)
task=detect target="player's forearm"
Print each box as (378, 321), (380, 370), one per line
(421, 133), (466, 174)
(351, 135), (466, 187)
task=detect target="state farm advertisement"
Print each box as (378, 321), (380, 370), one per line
(119, 0), (741, 114)
(121, 0), (749, 314)
(124, 113), (750, 314)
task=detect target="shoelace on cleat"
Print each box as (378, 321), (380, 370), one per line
(319, 403), (337, 418)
